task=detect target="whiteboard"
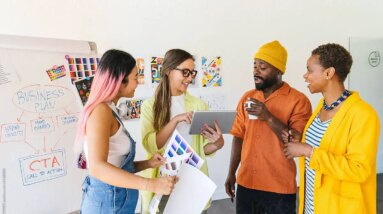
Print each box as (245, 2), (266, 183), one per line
(349, 37), (383, 173)
(0, 35), (97, 214)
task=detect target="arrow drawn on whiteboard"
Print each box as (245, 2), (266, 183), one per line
(52, 131), (67, 151)
(16, 110), (25, 122)
(43, 135), (46, 153)
(64, 108), (70, 114)
(24, 140), (39, 153)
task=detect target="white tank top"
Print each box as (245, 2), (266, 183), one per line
(84, 102), (131, 168)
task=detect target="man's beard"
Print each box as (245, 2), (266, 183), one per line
(254, 76), (278, 90)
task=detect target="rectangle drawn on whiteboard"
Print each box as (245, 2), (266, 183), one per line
(30, 117), (55, 133)
(0, 123), (26, 143)
(19, 149), (67, 186)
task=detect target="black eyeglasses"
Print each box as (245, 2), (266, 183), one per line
(174, 68), (198, 78)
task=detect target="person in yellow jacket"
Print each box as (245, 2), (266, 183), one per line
(140, 49), (225, 213)
(281, 43), (380, 214)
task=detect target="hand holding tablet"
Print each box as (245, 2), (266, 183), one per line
(189, 110), (237, 135)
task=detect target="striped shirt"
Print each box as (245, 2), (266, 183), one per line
(304, 115), (331, 214)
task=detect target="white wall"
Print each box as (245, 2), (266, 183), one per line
(1, 0), (383, 202)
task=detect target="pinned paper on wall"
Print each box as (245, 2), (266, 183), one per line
(201, 56), (222, 87)
(0, 50), (19, 86)
(65, 55), (100, 84)
(136, 58), (145, 84)
(46, 65), (66, 81)
(117, 99), (144, 120)
(199, 94), (225, 110)
(74, 76), (94, 106)
(151, 57), (163, 86)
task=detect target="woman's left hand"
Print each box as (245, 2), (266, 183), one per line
(148, 153), (166, 168)
(201, 120), (224, 149)
(283, 142), (312, 159)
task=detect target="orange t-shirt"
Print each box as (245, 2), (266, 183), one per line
(231, 82), (312, 194)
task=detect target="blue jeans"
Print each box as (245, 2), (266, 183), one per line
(81, 176), (138, 214)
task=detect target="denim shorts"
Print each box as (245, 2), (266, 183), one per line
(81, 176), (138, 214)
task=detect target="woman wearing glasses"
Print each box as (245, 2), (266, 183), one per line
(140, 49), (224, 213)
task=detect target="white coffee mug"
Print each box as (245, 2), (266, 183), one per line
(245, 100), (258, 120)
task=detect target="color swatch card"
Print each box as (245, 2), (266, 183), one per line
(149, 130), (204, 214)
(162, 130), (204, 170)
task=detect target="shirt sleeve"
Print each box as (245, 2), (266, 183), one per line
(289, 95), (312, 134)
(140, 99), (163, 155)
(230, 95), (247, 140)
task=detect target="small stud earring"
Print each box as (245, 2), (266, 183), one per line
(326, 77), (329, 80)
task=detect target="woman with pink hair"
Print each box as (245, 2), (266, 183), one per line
(74, 49), (176, 214)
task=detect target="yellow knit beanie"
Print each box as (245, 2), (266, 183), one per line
(254, 40), (288, 74)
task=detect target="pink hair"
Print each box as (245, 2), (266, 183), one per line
(73, 70), (124, 154)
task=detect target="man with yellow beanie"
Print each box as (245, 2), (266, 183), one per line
(225, 40), (312, 214)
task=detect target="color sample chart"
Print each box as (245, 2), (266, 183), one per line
(65, 55), (100, 84)
(163, 130), (204, 171)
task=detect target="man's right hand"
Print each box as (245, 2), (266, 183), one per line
(225, 174), (236, 199)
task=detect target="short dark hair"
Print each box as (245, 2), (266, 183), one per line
(312, 43), (353, 82)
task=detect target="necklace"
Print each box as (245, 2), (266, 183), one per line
(323, 90), (351, 111)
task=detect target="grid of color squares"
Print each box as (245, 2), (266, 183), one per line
(66, 55), (100, 83)
(167, 134), (201, 167)
(46, 65), (66, 81)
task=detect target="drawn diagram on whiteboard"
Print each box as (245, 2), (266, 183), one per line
(0, 84), (79, 186)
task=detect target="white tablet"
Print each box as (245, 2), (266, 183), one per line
(189, 110), (237, 135)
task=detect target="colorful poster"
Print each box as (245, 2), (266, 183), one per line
(136, 58), (145, 84)
(65, 55), (99, 84)
(46, 65), (66, 81)
(118, 99), (144, 120)
(74, 76), (94, 106)
(151, 57), (163, 85)
(201, 56), (222, 87)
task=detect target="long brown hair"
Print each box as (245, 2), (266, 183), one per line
(153, 49), (194, 131)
